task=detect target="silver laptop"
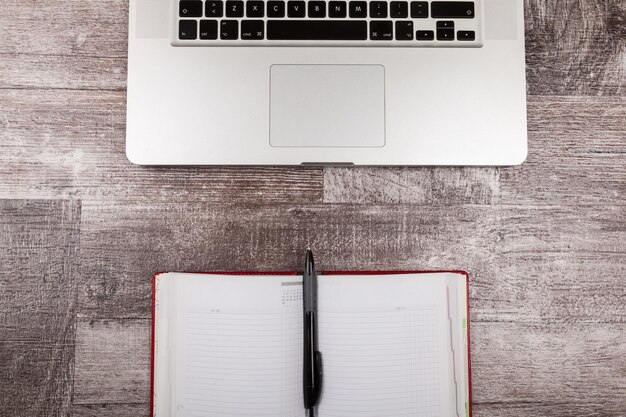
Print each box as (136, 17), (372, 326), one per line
(127, 0), (527, 165)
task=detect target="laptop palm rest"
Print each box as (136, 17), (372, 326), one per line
(269, 64), (386, 148)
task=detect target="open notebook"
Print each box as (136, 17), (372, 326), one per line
(151, 271), (471, 417)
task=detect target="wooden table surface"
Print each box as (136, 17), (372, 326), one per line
(1, 1), (625, 416)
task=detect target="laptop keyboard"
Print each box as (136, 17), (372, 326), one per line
(172, 0), (482, 46)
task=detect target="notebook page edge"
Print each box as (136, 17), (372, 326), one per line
(152, 272), (176, 417)
(445, 274), (471, 417)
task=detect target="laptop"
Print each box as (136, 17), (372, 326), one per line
(127, 0), (527, 165)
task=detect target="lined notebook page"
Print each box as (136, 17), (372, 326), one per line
(317, 275), (452, 417)
(172, 275), (306, 417)
(156, 272), (467, 417)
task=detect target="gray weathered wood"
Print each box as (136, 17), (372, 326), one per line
(78, 202), (625, 323)
(324, 167), (500, 205)
(73, 404), (149, 417)
(471, 321), (626, 416)
(525, 0), (626, 96)
(0, 0), (625, 416)
(0, 55), (127, 91)
(0, 0), (128, 57)
(73, 319), (150, 406)
(0, 200), (80, 417)
(72, 318), (150, 416)
(0, 90), (324, 203)
(501, 96), (626, 206)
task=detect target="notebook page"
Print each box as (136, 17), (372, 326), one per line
(171, 274), (306, 417)
(316, 274), (454, 417)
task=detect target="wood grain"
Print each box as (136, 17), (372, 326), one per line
(73, 404), (149, 417)
(73, 319), (150, 406)
(471, 321), (626, 416)
(0, 0), (127, 58)
(77, 201), (625, 324)
(0, 55), (126, 91)
(525, 0), (626, 96)
(324, 167), (499, 205)
(0, 89), (324, 203)
(76, 201), (493, 318)
(0, 200), (80, 417)
(500, 96), (626, 206)
(474, 253), (626, 324)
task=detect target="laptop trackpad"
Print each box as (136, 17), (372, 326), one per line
(270, 65), (386, 148)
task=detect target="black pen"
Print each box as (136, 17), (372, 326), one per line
(303, 250), (323, 417)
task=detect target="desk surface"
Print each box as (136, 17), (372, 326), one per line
(0, 1), (625, 416)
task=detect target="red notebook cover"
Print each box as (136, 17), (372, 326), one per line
(150, 270), (472, 417)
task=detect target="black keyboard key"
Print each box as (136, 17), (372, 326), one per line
(431, 1), (475, 18)
(179, 20), (197, 39)
(308, 1), (326, 17)
(220, 20), (239, 39)
(410, 1), (428, 17)
(287, 1), (306, 17)
(199, 19), (218, 39)
(390, 2), (408, 18)
(437, 28), (454, 40)
(329, 1), (347, 17)
(416, 30), (434, 40)
(206, 1), (224, 17)
(242, 20), (265, 39)
(180, 1), (203, 17)
(267, 20), (367, 40)
(225, 1), (244, 16)
(246, 1), (264, 17)
(437, 20), (454, 29)
(457, 30), (475, 40)
(370, 20), (392, 40)
(395, 21), (413, 40)
(349, 1), (367, 17)
(267, 1), (285, 17)
(369, 2), (387, 18)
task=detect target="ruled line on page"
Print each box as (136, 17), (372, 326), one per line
(317, 308), (441, 417)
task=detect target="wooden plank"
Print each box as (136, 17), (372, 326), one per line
(0, 0), (127, 91)
(473, 253), (626, 324)
(0, 0), (127, 58)
(500, 96), (626, 206)
(473, 203), (625, 323)
(73, 403), (149, 417)
(323, 167), (500, 205)
(0, 200), (80, 417)
(77, 202), (624, 323)
(472, 321), (626, 416)
(0, 54), (126, 91)
(73, 319), (150, 406)
(76, 202), (495, 318)
(525, 0), (626, 96)
(0, 89), (324, 202)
